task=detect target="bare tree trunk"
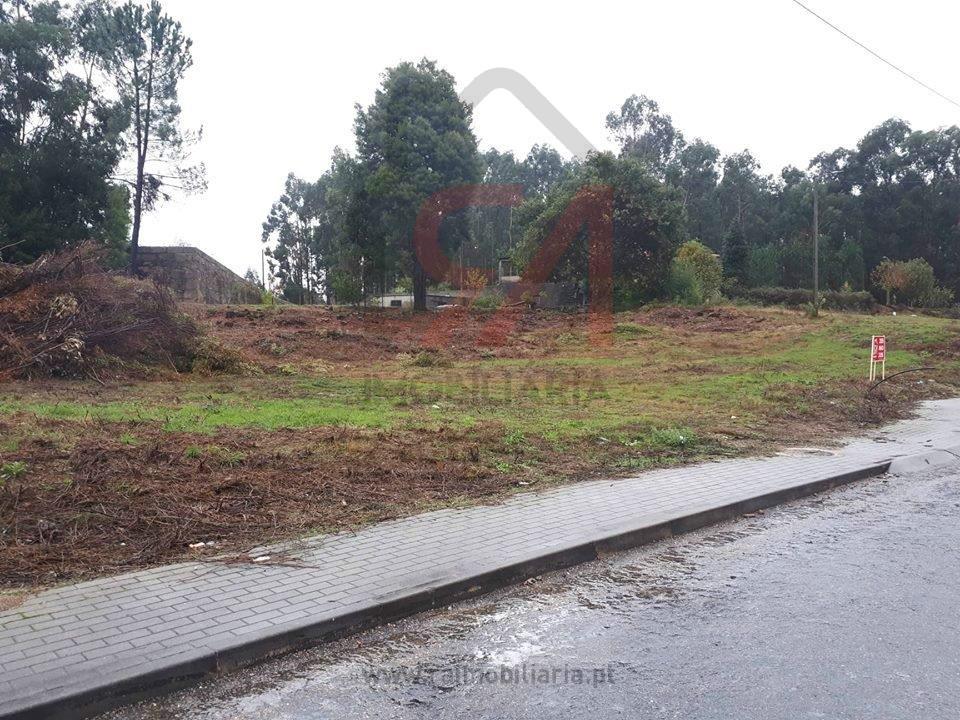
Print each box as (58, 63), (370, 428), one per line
(130, 153), (146, 274)
(130, 54), (151, 275)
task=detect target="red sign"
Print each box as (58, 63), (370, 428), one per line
(872, 335), (886, 362)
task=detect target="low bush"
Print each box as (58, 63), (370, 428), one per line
(727, 286), (876, 311)
(871, 258), (954, 308)
(471, 292), (503, 310)
(665, 260), (703, 305)
(673, 240), (723, 302)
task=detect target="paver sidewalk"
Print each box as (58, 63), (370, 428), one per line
(4, 399), (960, 719)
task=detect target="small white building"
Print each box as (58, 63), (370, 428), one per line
(371, 292), (466, 310)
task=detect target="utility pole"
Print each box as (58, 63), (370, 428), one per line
(261, 249), (267, 291)
(812, 185), (820, 317)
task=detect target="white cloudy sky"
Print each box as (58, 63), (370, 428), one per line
(142, 0), (960, 276)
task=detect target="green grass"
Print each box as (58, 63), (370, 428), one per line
(0, 310), (956, 448)
(0, 394), (398, 432)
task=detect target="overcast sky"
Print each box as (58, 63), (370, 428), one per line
(141, 0), (960, 276)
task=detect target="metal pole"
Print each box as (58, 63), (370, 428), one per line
(812, 186), (820, 316)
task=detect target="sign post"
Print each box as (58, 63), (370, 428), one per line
(870, 335), (886, 381)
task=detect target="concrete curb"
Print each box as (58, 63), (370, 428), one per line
(888, 443), (960, 476)
(5, 455), (925, 720)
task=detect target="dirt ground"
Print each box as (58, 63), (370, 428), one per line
(2, 303), (958, 590)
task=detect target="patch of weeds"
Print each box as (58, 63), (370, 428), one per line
(184, 445), (203, 459)
(503, 430), (526, 448)
(614, 456), (657, 470)
(119, 433), (138, 446)
(494, 460), (513, 473)
(255, 339), (288, 357)
(615, 322), (652, 337)
(0, 438), (20, 453)
(399, 351), (451, 368)
(1, 461), (28, 486)
(620, 427), (698, 451)
(278, 364), (300, 376)
(555, 331), (582, 344)
(39, 476), (72, 491)
(305, 360), (333, 375)
(646, 427), (696, 449)
(207, 446), (246, 467)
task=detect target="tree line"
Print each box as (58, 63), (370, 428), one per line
(4, 9), (957, 311)
(0, 0), (200, 270)
(264, 62), (960, 309)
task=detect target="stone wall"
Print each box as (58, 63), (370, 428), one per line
(138, 246), (261, 305)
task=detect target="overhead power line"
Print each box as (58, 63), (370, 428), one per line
(789, 0), (960, 111)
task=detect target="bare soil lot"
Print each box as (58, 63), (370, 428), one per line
(2, 303), (958, 589)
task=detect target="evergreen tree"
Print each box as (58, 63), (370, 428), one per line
(721, 225), (749, 284)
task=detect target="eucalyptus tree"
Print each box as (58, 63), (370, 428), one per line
(262, 173), (323, 304)
(606, 94), (685, 176)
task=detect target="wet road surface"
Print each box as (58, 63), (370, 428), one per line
(105, 466), (960, 720)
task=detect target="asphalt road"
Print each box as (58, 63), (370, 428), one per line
(105, 466), (960, 720)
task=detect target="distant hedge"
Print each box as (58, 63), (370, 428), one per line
(728, 286), (876, 311)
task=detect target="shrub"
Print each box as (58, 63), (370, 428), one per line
(665, 260), (703, 305)
(727, 286), (875, 311)
(901, 259), (953, 307)
(471, 293), (503, 310)
(871, 258), (954, 308)
(673, 240), (723, 301)
(923, 285), (955, 309)
(329, 270), (364, 305)
(870, 258), (953, 308)
(870, 258), (905, 305)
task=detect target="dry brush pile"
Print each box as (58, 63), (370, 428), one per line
(0, 245), (234, 379)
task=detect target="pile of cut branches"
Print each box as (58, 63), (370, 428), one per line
(0, 245), (201, 379)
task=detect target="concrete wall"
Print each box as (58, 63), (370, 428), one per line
(498, 280), (580, 309)
(138, 246), (261, 305)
